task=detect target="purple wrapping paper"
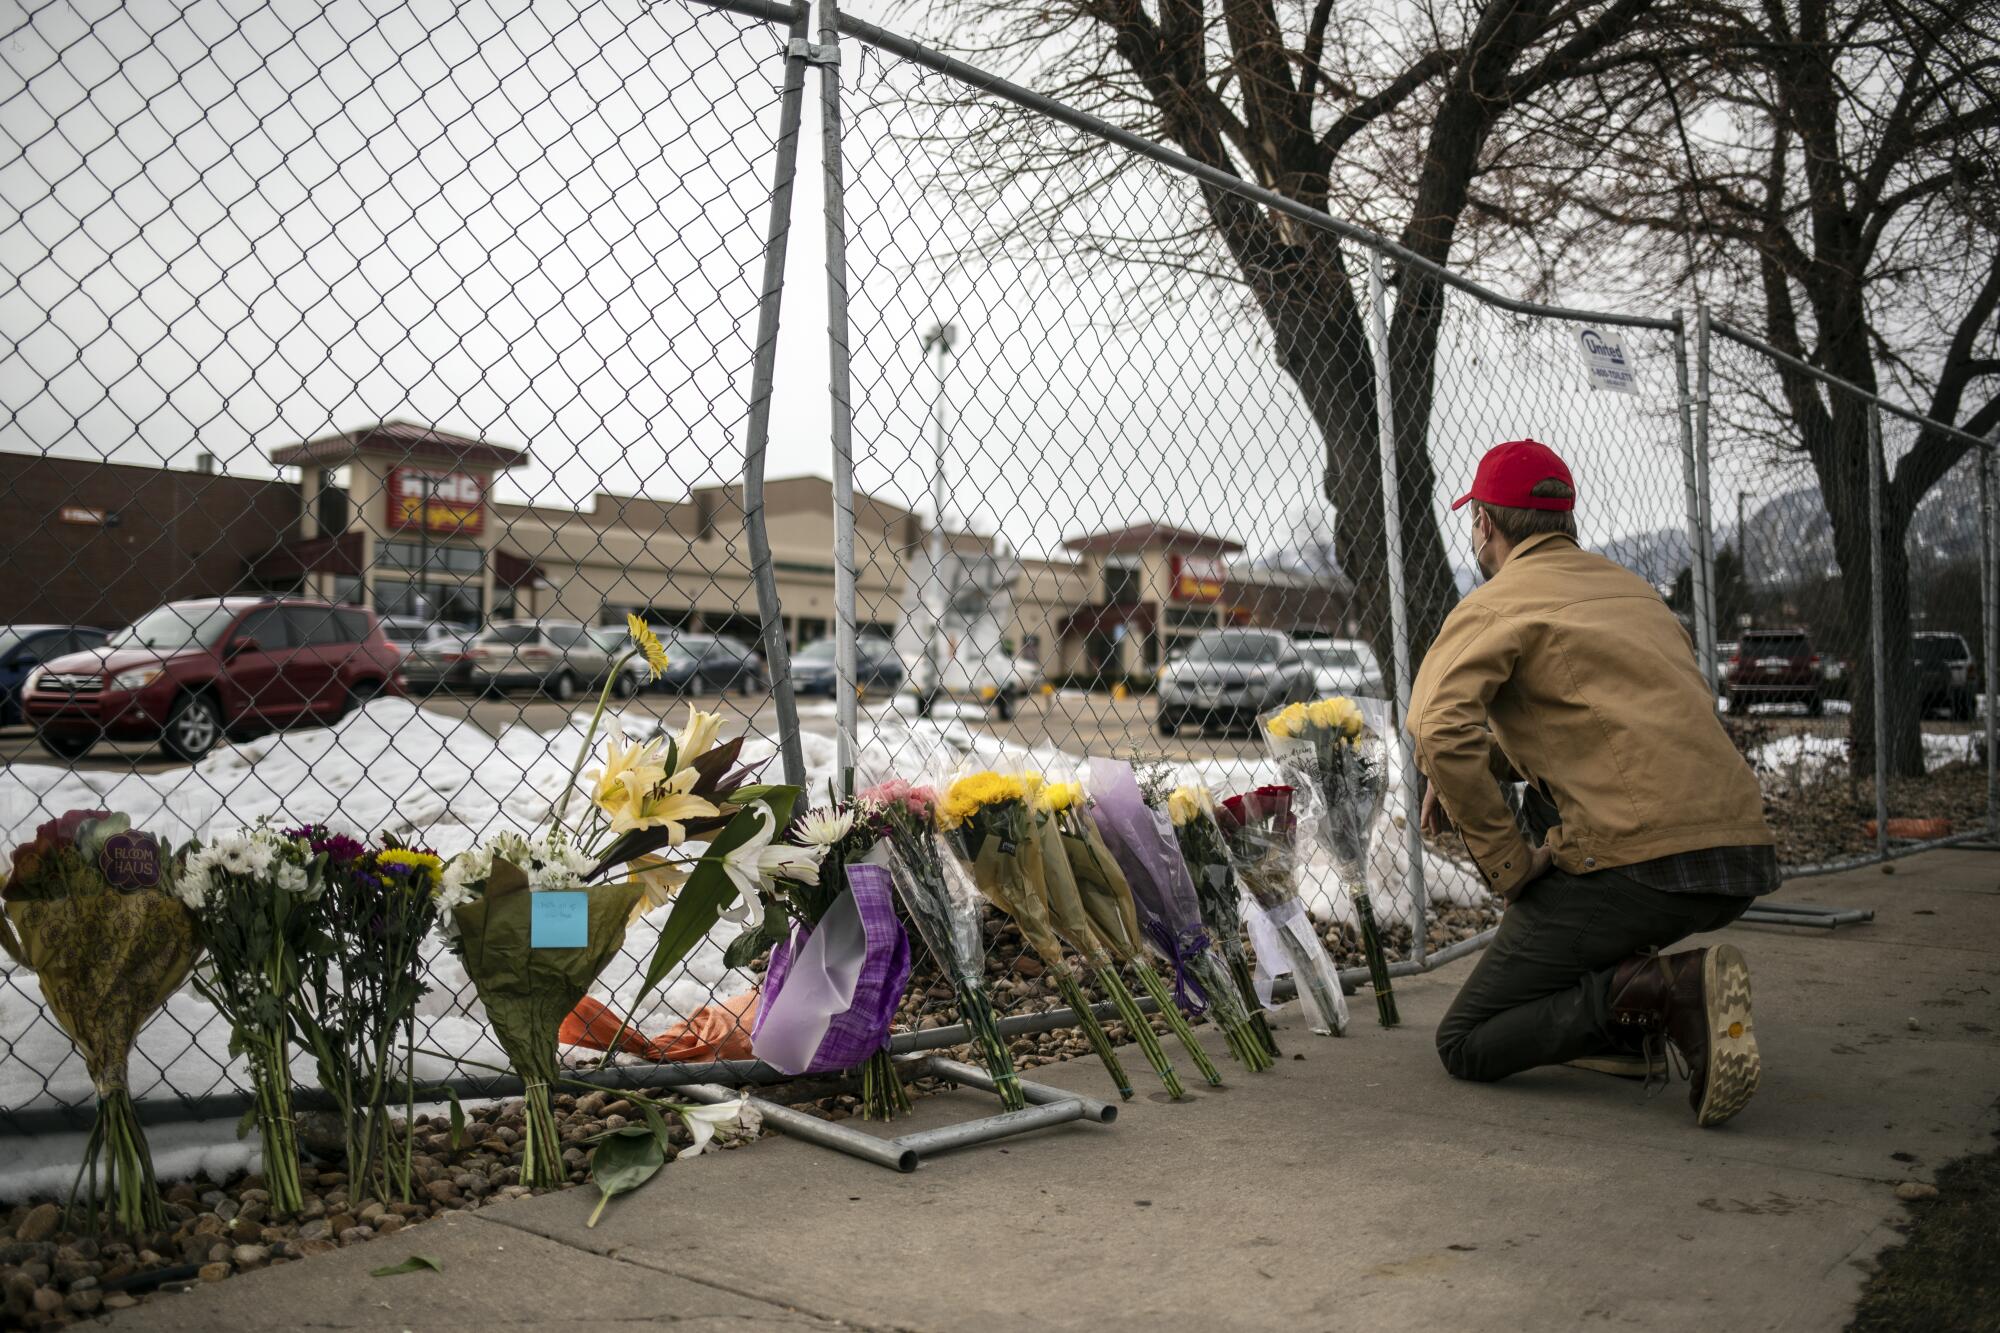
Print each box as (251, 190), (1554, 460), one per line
(750, 863), (913, 1076)
(1085, 758), (1214, 1011)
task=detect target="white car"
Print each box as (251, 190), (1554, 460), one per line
(1296, 637), (1385, 699)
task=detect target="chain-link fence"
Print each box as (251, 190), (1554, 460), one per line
(1, 0), (1991, 1130)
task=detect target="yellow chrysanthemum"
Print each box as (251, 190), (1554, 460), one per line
(1266, 701), (1310, 739)
(1037, 780), (1082, 814)
(376, 848), (444, 883)
(627, 614), (670, 681)
(938, 771), (1028, 828)
(1166, 784), (1213, 827)
(1304, 695), (1363, 742)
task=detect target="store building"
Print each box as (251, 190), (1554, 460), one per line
(0, 421), (1349, 668)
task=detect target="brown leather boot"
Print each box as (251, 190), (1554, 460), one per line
(1607, 944), (1760, 1127)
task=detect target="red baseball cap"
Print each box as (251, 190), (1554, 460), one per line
(1451, 438), (1575, 511)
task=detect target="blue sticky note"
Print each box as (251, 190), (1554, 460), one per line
(530, 892), (589, 949)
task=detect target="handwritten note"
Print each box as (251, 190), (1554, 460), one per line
(530, 892), (588, 948)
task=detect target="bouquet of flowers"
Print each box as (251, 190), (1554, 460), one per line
(863, 778), (1024, 1112)
(1086, 760), (1269, 1076)
(440, 674), (789, 1188)
(940, 771), (1163, 1100)
(1216, 786), (1350, 1037)
(1164, 783), (1279, 1059)
(176, 825), (328, 1215)
(0, 810), (199, 1233)
(748, 798), (915, 1120)
(437, 829), (644, 1188)
(289, 828), (444, 1205)
(1265, 697), (1399, 1025)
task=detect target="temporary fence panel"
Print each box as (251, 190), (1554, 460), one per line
(1704, 321), (1997, 874)
(2, 0), (1992, 1133)
(0, 0), (803, 1127)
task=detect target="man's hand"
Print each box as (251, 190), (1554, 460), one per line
(1420, 783), (1452, 838)
(1502, 845), (1556, 904)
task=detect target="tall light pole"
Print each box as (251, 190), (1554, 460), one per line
(917, 321), (958, 702)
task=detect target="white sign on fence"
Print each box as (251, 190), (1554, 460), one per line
(1576, 327), (1638, 393)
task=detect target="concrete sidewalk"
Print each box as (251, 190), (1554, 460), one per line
(129, 850), (2000, 1331)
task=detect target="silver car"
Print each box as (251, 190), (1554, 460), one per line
(1155, 628), (1315, 736)
(467, 620), (612, 701)
(1297, 637), (1385, 699)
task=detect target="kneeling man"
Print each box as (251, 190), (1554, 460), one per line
(1410, 438), (1773, 1126)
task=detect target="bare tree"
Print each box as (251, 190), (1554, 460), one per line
(1576, 0), (2000, 775)
(883, 0), (1710, 668)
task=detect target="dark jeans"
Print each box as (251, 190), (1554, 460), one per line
(1436, 868), (1750, 1082)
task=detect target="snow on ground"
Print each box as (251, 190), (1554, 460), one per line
(0, 695), (1482, 1190)
(1749, 728), (1980, 779)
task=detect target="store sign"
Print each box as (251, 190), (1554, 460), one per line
(1171, 554), (1226, 603)
(59, 505), (108, 526)
(1576, 327), (1638, 394)
(388, 467), (485, 536)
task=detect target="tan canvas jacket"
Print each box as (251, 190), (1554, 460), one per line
(1408, 531), (1772, 899)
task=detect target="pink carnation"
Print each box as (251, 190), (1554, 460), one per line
(860, 778), (938, 819)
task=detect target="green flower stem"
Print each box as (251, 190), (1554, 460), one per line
(73, 1089), (163, 1236)
(554, 646), (642, 833)
(954, 978), (1025, 1111)
(1099, 968), (1184, 1099)
(1352, 888), (1400, 1027)
(1227, 951), (1281, 1057)
(1132, 961), (1224, 1086)
(859, 1048), (912, 1121)
(1051, 967), (1133, 1101)
(248, 1032), (304, 1216)
(519, 1074), (566, 1190)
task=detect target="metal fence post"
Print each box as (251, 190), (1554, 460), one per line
(1674, 312), (1713, 681)
(1983, 437), (1998, 837)
(1867, 404), (1889, 859)
(740, 2), (814, 790)
(1366, 248), (1427, 963)
(815, 0), (859, 788)
(1692, 303), (1719, 685)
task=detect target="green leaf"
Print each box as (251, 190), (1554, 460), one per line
(724, 783), (784, 807)
(234, 1105), (257, 1142)
(371, 1255), (443, 1277)
(721, 925), (766, 970)
(640, 1103), (676, 1150)
(447, 1088), (465, 1153)
(586, 1129), (665, 1228)
(620, 796), (795, 1018)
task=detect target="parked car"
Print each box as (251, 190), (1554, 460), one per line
(394, 623), (480, 694)
(789, 635), (906, 695)
(1154, 628), (1315, 736)
(0, 625), (108, 726)
(1296, 637), (1385, 699)
(586, 624), (653, 699)
(467, 620), (611, 700)
(655, 632), (768, 695)
(1723, 628), (1825, 715)
(25, 598), (402, 762)
(1914, 632), (1975, 720)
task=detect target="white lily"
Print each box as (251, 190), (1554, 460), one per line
(674, 1097), (760, 1159)
(717, 802), (824, 933)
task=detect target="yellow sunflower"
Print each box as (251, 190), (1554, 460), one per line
(626, 614), (670, 681)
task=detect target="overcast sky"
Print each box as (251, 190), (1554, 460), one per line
(0, 0), (1793, 576)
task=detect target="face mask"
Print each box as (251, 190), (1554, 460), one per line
(1473, 520), (1495, 581)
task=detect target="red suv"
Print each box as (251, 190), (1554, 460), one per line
(25, 598), (404, 762)
(1723, 627), (1826, 716)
